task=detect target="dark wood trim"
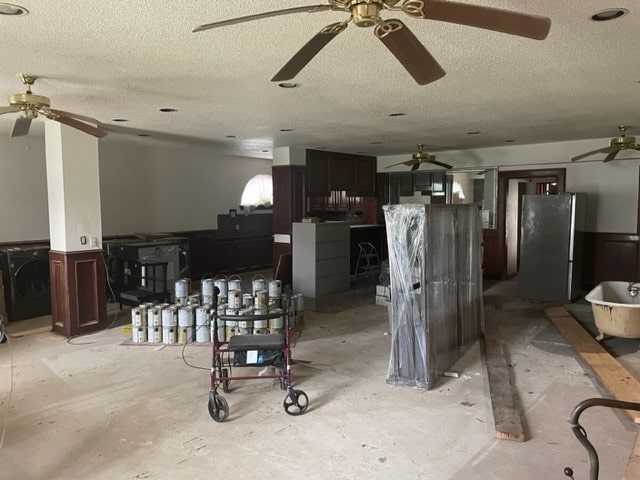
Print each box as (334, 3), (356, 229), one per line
(50, 250), (107, 338)
(497, 168), (566, 280)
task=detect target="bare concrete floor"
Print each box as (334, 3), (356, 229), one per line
(1, 281), (639, 479)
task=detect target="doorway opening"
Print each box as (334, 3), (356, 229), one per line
(497, 168), (566, 279)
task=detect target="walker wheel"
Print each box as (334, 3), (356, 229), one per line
(283, 388), (309, 416)
(208, 391), (229, 422)
(222, 368), (230, 393)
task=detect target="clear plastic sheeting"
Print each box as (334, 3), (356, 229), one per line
(383, 204), (483, 390)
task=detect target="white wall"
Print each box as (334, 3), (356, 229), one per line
(379, 138), (640, 234)
(0, 135), (272, 243)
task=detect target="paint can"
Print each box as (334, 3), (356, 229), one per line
(253, 327), (269, 335)
(268, 296), (281, 310)
(175, 279), (189, 306)
(147, 325), (162, 343)
(269, 327), (284, 335)
(252, 274), (267, 295)
(132, 326), (147, 343)
(228, 274), (242, 292)
(161, 305), (178, 327)
(268, 280), (282, 298)
(201, 278), (216, 304)
(195, 305), (210, 329)
(178, 326), (193, 344)
(253, 318), (268, 329)
(195, 324), (210, 343)
(131, 307), (146, 328)
(225, 320), (238, 339)
(162, 326), (176, 344)
(217, 293), (227, 307)
(141, 302), (155, 309)
(269, 309), (285, 329)
(228, 289), (242, 310)
(188, 294), (201, 306)
(147, 306), (162, 328)
(178, 306), (195, 327)
(214, 275), (228, 299)
(242, 293), (253, 308)
(238, 309), (253, 335)
(212, 318), (225, 342)
(254, 289), (269, 310)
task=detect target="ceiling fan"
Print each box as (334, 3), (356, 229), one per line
(571, 125), (640, 163)
(0, 74), (107, 138)
(386, 144), (452, 170)
(193, 0), (551, 85)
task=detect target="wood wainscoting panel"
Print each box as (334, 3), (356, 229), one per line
(49, 250), (107, 337)
(592, 233), (640, 285)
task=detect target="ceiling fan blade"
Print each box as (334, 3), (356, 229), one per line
(428, 159), (453, 169)
(375, 20), (445, 85)
(603, 150), (621, 163)
(0, 105), (20, 115)
(49, 108), (101, 126)
(46, 112), (108, 138)
(571, 146), (619, 162)
(193, 5), (334, 33)
(419, 0), (551, 40)
(411, 162), (420, 171)
(271, 22), (347, 82)
(386, 160), (416, 168)
(10, 116), (32, 137)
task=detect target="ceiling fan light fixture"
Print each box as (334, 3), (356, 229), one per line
(278, 82), (299, 89)
(0, 3), (28, 15)
(590, 8), (628, 21)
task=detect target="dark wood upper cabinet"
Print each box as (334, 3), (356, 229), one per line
(330, 154), (357, 191)
(273, 165), (306, 234)
(306, 150), (330, 196)
(306, 149), (376, 197)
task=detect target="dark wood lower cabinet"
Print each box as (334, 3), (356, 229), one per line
(588, 232), (640, 286)
(49, 250), (107, 338)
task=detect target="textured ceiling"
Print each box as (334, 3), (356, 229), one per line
(0, 1), (638, 159)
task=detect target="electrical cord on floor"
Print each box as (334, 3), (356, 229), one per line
(0, 334), (14, 451)
(180, 323), (210, 371)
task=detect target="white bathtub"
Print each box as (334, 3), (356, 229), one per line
(585, 281), (640, 340)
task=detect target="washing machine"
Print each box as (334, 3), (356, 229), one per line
(0, 245), (51, 321)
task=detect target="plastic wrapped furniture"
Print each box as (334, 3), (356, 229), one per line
(383, 204), (483, 389)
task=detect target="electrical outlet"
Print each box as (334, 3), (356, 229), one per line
(80, 236), (87, 245)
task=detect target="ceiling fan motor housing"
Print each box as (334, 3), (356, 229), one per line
(350, 0), (389, 27)
(611, 135), (636, 148)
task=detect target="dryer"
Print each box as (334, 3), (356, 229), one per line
(0, 245), (51, 321)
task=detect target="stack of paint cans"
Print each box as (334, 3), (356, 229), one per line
(162, 304), (178, 344)
(131, 306), (147, 343)
(201, 278), (216, 305)
(177, 305), (195, 343)
(175, 279), (189, 306)
(195, 304), (211, 343)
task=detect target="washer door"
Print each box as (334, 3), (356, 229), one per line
(14, 259), (50, 299)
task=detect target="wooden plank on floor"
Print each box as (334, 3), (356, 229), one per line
(482, 303), (525, 442)
(627, 433), (640, 480)
(545, 306), (640, 423)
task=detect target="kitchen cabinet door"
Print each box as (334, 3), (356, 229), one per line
(356, 157), (376, 195)
(330, 154), (357, 191)
(306, 150), (330, 196)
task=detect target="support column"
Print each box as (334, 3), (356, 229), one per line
(272, 147), (306, 284)
(45, 121), (106, 337)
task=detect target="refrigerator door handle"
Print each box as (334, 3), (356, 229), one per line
(568, 194), (577, 261)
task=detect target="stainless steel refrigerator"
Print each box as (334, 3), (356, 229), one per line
(518, 193), (586, 302)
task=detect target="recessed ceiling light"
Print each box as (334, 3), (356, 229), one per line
(591, 8), (628, 21)
(370, 141), (383, 144)
(280, 128), (293, 132)
(112, 118), (128, 122)
(504, 139), (515, 143)
(159, 107), (177, 113)
(278, 82), (300, 88)
(226, 135), (236, 138)
(261, 149), (270, 153)
(388, 113), (406, 117)
(0, 3), (28, 15)
(137, 134), (150, 137)
(467, 131), (481, 135)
